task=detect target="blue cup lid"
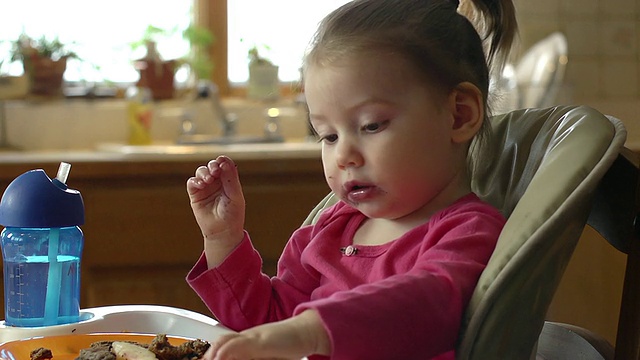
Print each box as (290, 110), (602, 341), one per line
(0, 169), (84, 227)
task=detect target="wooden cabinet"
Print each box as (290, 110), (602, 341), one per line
(0, 157), (329, 319)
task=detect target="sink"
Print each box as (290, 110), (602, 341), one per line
(176, 134), (284, 145)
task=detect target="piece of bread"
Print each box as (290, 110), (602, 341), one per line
(112, 342), (157, 360)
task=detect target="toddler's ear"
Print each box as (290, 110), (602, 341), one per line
(449, 82), (484, 144)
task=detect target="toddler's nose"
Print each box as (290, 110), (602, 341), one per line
(335, 139), (364, 169)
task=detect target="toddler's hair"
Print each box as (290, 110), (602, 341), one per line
(303, 0), (518, 177)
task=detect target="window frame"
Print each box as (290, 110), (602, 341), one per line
(200, 0), (297, 98)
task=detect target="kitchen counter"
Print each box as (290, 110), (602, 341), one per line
(0, 143), (329, 320)
(0, 141), (321, 164)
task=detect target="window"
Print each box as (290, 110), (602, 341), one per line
(0, 1), (350, 95)
(227, 0), (351, 84)
(0, 1), (193, 84)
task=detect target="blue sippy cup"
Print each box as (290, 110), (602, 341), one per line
(0, 162), (84, 327)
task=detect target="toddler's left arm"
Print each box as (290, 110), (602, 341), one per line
(203, 309), (331, 360)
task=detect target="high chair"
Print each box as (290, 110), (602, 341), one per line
(301, 105), (628, 359)
(535, 144), (640, 360)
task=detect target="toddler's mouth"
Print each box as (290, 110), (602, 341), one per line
(344, 181), (370, 193)
(343, 181), (378, 203)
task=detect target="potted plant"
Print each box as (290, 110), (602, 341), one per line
(130, 25), (177, 100)
(182, 25), (215, 85)
(10, 35), (78, 98)
(130, 25), (215, 100)
(247, 44), (279, 100)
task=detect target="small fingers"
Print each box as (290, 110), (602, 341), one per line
(207, 332), (296, 360)
(208, 156), (243, 201)
(186, 166), (213, 193)
(207, 155), (234, 174)
(206, 333), (244, 360)
(186, 157), (228, 197)
(188, 156), (230, 188)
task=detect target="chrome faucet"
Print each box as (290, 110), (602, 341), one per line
(264, 107), (283, 141)
(205, 82), (237, 138)
(177, 81), (239, 144)
(177, 81), (285, 145)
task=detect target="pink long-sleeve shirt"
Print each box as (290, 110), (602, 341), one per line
(187, 193), (505, 359)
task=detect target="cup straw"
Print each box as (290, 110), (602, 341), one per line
(44, 227), (61, 325)
(43, 162), (71, 325)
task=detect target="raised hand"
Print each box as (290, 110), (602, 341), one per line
(187, 155), (246, 268)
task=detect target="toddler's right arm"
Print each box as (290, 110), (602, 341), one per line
(186, 155), (246, 268)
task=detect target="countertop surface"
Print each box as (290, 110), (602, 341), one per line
(0, 141), (322, 164)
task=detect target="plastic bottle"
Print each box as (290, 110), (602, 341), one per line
(0, 162), (85, 327)
(126, 85), (153, 145)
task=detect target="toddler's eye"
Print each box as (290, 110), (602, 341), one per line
(318, 134), (338, 144)
(362, 120), (389, 133)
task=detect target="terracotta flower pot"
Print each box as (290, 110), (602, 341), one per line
(135, 59), (176, 100)
(23, 55), (67, 98)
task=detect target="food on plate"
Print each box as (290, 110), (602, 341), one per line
(28, 334), (210, 360)
(29, 348), (53, 360)
(112, 341), (157, 360)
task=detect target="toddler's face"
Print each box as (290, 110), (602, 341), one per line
(305, 53), (469, 222)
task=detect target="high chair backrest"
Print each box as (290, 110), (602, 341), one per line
(301, 105), (627, 359)
(456, 106), (625, 359)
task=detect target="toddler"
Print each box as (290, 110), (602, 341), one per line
(186, 0), (516, 359)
